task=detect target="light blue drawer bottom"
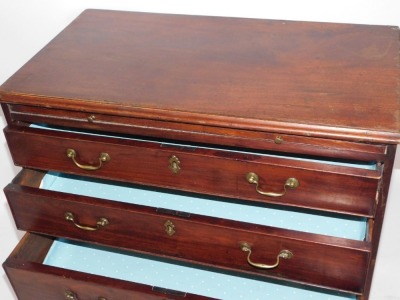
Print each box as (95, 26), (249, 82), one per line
(41, 172), (367, 240)
(44, 239), (356, 300)
(39, 171), (364, 299)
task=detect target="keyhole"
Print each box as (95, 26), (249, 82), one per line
(169, 155), (181, 174)
(164, 220), (176, 236)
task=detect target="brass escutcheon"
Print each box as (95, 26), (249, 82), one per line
(164, 220), (176, 236)
(169, 155), (181, 174)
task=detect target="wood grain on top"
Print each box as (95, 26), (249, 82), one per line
(0, 9), (399, 142)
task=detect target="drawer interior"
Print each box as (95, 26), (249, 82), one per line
(44, 237), (357, 300)
(40, 171), (367, 240)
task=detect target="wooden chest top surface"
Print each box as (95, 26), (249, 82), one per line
(0, 9), (399, 142)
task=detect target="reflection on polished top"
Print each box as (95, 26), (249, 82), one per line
(1, 10), (399, 142)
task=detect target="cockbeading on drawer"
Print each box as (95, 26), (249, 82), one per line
(4, 124), (383, 217)
(41, 171), (367, 240)
(43, 237), (357, 300)
(5, 169), (371, 295)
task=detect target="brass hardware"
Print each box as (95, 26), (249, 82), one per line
(164, 220), (176, 236)
(274, 135), (283, 144)
(87, 114), (96, 122)
(246, 172), (299, 197)
(66, 148), (110, 171)
(65, 212), (109, 231)
(240, 242), (293, 269)
(169, 155), (181, 174)
(65, 290), (77, 300)
(65, 290), (107, 300)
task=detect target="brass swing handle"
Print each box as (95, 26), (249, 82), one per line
(65, 212), (109, 231)
(246, 172), (299, 197)
(240, 242), (293, 269)
(66, 148), (110, 171)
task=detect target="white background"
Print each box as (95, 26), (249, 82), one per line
(0, 1), (399, 299)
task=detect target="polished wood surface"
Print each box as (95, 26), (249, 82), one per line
(362, 145), (397, 298)
(5, 126), (381, 216)
(0, 10), (399, 143)
(6, 104), (390, 159)
(4, 233), (210, 300)
(5, 180), (369, 294)
(1, 10), (398, 300)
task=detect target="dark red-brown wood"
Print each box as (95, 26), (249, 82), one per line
(361, 145), (397, 299)
(4, 233), (210, 300)
(5, 177), (370, 294)
(6, 104), (389, 161)
(5, 125), (381, 216)
(0, 10), (399, 143)
(0, 10), (398, 300)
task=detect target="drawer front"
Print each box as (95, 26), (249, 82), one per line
(5, 181), (370, 293)
(5, 126), (380, 216)
(8, 104), (388, 161)
(4, 234), (208, 300)
(5, 234), (360, 300)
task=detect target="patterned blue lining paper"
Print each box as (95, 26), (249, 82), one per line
(37, 123), (362, 299)
(44, 239), (356, 299)
(41, 172), (367, 240)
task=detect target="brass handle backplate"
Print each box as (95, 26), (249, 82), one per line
(65, 212), (109, 231)
(240, 242), (293, 269)
(246, 172), (299, 197)
(65, 290), (107, 300)
(66, 148), (110, 171)
(65, 291), (77, 300)
(87, 114), (96, 122)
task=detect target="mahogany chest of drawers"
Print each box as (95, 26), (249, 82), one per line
(1, 9), (399, 300)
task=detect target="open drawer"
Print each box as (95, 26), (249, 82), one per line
(4, 233), (362, 300)
(3, 233), (210, 300)
(5, 169), (370, 295)
(4, 124), (382, 216)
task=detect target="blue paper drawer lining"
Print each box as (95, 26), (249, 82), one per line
(36, 123), (362, 299)
(43, 238), (356, 300)
(30, 123), (377, 170)
(41, 172), (367, 240)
